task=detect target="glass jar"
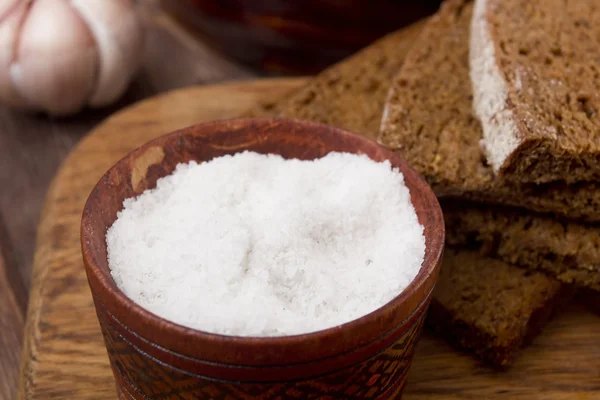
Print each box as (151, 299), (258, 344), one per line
(161, 0), (442, 74)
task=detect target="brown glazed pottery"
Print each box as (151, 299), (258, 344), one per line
(81, 118), (445, 400)
(161, 0), (443, 74)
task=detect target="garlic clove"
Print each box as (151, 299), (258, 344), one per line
(0, 0), (20, 20)
(11, 0), (98, 116)
(71, 0), (144, 108)
(0, 0), (30, 108)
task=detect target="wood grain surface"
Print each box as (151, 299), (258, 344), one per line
(0, 248), (24, 400)
(19, 79), (600, 400)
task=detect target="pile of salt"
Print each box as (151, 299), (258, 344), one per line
(106, 151), (425, 336)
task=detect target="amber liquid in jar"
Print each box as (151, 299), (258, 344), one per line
(161, 0), (442, 74)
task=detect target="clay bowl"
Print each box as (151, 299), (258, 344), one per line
(81, 118), (444, 400)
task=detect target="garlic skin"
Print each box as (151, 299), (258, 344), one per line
(0, 0), (30, 108)
(0, 0), (144, 116)
(72, 0), (144, 107)
(13, 0), (98, 115)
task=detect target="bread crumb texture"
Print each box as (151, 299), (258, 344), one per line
(378, 0), (600, 222)
(471, 0), (600, 183)
(443, 199), (600, 290)
(429, 248), (565, 366)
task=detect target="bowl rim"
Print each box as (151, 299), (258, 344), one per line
(80, 117), (445, 348)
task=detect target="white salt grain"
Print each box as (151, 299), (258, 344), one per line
(106, 151), (425, 337)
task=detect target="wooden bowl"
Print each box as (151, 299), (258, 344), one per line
(81, 118), (444, 399)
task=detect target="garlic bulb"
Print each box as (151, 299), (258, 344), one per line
(0, 0), (144, 116)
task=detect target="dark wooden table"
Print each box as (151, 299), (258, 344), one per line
(0, 3), (258, 399)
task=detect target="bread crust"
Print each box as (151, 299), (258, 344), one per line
(443, 199), (600, 290)
(428, 249), (569, 367)
(470, 0), (600, 184)
(378, 0), (600, 222)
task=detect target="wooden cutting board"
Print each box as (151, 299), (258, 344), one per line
(18, 78), (600, 400)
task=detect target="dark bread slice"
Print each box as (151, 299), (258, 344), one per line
(378, 0), (600, 222)
(244, 20), (426, 141)
(443, 200), (600, 291)
(246, 0), (600, 222)
(429, 248), (570, 367)
(470, 0), (600, 184)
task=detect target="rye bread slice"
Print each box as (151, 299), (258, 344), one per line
(246, 1), (600, 222)
(470, 0), (600, 184)
(443, 200), (600, 291)
(378, 0), (600, 222)
(244, 20), (426, 141)
(429, 248), (569, 367)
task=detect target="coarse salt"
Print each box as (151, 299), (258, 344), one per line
(106, 151), (425, 336)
